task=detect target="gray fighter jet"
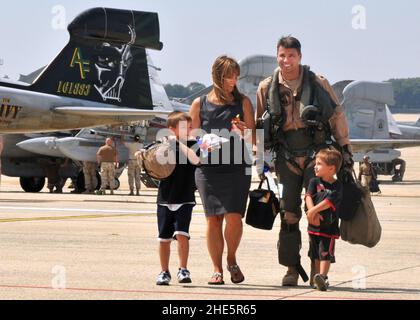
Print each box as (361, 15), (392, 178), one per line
(0, 7), (188, 192)
(0, 7), (168, 134)
(338, 80), (420, 181)
(4, 54), (188, 192)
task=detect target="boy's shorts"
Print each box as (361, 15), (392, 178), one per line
(157, 204), (194, 242)
(308, 234), (336, 263)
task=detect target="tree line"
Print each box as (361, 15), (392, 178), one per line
(164, 82), (206, 99)
(164, 79), (420, 109)
(388, 78), (420, 109)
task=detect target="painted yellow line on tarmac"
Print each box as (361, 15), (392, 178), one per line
(0, 213), (155, 223)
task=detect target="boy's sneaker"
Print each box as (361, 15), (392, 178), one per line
(156, 271), (171, 285)
(177, 268), (192, 283)
(313, 274), (329, 291)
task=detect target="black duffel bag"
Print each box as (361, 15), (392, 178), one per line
(245, 179), (280, 230)
(336, 168), (363, 221)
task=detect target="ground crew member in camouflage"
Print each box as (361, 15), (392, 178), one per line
(122, 135), (142, 196)
(82, 161), (97, 194)
(44, 158), (63, 193)
(96, 138), (118, 195)
(358, 155), (374, 189)
(256, 36), (352, 287)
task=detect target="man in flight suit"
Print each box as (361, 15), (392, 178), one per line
(255, 36), (353, 286)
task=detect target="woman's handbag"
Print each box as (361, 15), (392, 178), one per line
(245, 179), (280, 230)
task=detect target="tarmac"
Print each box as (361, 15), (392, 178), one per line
(0, 114), (419, 300)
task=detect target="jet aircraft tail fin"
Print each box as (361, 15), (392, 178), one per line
(30, 7), (163, 110)
(342, 81), (395, 139)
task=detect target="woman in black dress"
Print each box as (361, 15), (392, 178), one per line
(189, 56), (255, 285)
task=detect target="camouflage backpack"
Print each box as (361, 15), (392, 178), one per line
(139, 140), (176, 180)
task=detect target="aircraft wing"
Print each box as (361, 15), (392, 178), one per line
(54, 107), (170, 120)
(351, 139), (420, 153)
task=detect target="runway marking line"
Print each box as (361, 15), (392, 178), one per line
(0, 206), (156, 214)
(0, 283), (388, 300)
(0, 206), (206, 222)
(0, 213), (153, 223)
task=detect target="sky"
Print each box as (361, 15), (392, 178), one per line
(0, 0), (419, 86)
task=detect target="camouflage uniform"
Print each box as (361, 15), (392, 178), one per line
(97, 144), (117, 195)
(256, 65), (351, 286)
(100, 162), (116, 193)
(123, 141), (142, 195)
(83, 161), (97, 193)
(359, 162), (373, 189)
(45, 159), (63, 193)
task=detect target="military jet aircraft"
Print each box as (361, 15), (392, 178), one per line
(0, 7), (169, 134)
(0, 7), (193, 192)
(5, 54), (188, 192)
(338, 80), (420, 181)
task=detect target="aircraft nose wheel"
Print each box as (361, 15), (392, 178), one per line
(76, 171), (102, 193)
(102, 178), (120, 190)
(111, 178), (120, 190)
(392, 174), (403, 182)
(20, 177), (46, 193)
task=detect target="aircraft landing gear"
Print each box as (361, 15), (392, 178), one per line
(76, 171), (120, 192)
(104, 178), (120, 190)
(20, 177), (46, 193)
(75, 170), (101, 193)
(391, 158), (406, 182)
(113, 178), (120, 190)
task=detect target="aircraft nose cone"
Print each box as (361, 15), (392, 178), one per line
(17, 137), (63, 157)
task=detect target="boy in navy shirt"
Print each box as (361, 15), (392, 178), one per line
(305, 148), (343, 291)
(156, 112), (200, 285)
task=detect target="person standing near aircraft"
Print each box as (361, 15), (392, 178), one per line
(82, 161), (98, 194)
(358, 155), (373, 189)
(96, 138), (118, 195)
(190, 55), (255, 285)
(122, 135), (143, 196)
(358, 155), (381, 193)
(43, 158), (64, 193)
(255, 36), (353, 286)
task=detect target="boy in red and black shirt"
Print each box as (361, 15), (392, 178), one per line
(305, 148), (343, 291)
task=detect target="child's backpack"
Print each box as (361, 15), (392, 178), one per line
(138, 140), (176, 180)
